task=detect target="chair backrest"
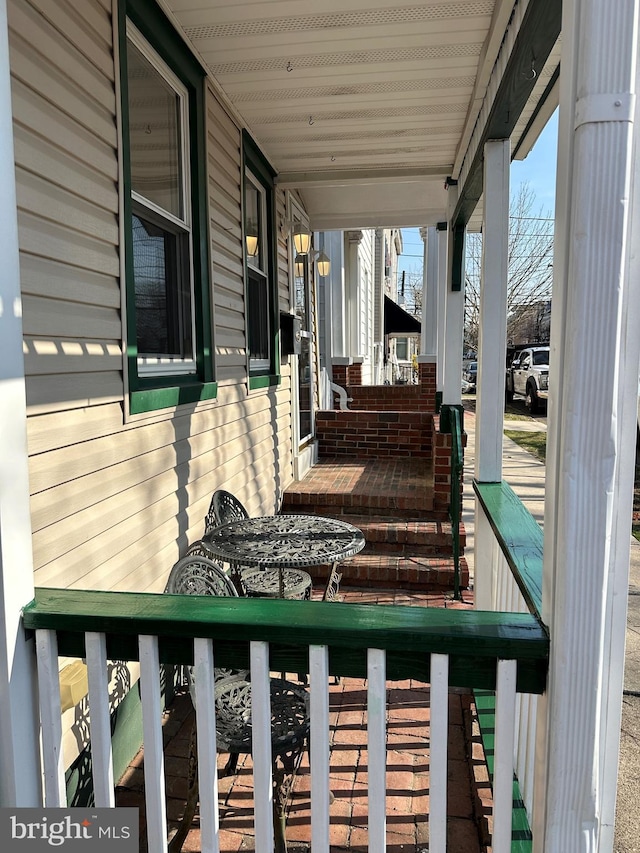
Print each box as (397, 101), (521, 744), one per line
(206, 489), (249, 533)
(165, 554), (238, 598)
(165, 555), (243, 692)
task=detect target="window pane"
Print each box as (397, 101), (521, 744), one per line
(244, 178), (263, 270)
(132, 214), (192, 358)
(294, 251), (310, 329)
(298, 336), (312, 440)
(247, 268), (270, 363)
(127, 40), (183, 219)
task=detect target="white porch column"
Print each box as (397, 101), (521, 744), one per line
(436, 223), (448, 394)
(474, 139), (510, 611)
(323, 230), (348, 375)
(475, 139), (509, 482)
(0, 0), (41, 806)
(373, 228), (386, 384)
(443, 191), (464, 405)
(346, 230), (363, 360)
(535, 0), (640, 849)
(419, 226), (438, 357)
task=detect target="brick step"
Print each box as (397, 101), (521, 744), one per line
(280, 457), (447, 518)
(309, 553), (469, 592)
(281, 491), (437, 519)
(352, 516), (465, 554)
(280, 513), (464, 555)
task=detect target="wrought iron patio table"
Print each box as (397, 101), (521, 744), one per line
(202, 514), (365, 599)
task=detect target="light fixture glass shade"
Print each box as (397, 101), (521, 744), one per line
(294, 253), (305, 278)
(245, 233), (259, 257)
(316, 250), (330, 277)
(292, 223), (312, 255)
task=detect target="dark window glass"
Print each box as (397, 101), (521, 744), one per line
(247, 268), (270, 362)
(132, 213), (191, 357)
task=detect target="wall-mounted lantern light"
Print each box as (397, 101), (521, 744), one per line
(245, 222), (259, 257)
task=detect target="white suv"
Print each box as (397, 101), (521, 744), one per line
(506, 346), (549, 414)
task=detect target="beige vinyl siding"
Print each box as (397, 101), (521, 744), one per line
(10, 0), (120, 422)
(12, 0), (296, 594)
(208, 88), (247, 387)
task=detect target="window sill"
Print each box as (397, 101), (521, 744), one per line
(249, 374), (281, 391)
(130, 380), (218, 414)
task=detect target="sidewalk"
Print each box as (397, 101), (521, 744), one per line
(462, 407), (640, 851)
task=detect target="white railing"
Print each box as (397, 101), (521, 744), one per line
(491, 543), (539, 820)
(474, 480), (545, 828)
(25, 588), (547, 853)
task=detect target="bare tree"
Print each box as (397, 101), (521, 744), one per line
(464, 182), (554, 352)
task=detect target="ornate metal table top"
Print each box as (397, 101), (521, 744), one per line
(202, 514), (365, 569)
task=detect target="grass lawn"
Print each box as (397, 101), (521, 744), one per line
(504, 429), (547, 463)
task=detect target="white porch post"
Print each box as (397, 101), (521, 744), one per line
(419, 226), (438, 357)
(0, 0), (41, 806)
(436, 223), (448, 395)
(417, 225), (438, 391)
(325, 231), (350, 377)
(443, 192), (464, 405)
(346, 229), (363, 362)
(373, 228), (386, 384)
(474, 139), (510, 610)
(535, 0), (640, 849)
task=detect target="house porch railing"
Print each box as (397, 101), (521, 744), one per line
(474, 480), (546, 827)
(23, 552), (548, 853)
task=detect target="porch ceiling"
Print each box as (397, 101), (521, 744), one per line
(167, 0), (561, 229)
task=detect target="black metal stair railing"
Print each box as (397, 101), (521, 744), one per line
(440, 404), (464, 600)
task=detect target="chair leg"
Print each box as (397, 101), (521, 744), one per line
(220, 751), (239, 777)
(169, 719), (199, 853)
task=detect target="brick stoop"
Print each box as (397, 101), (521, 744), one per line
(281, 457), (468, 593)
(281, 457), (441, 519)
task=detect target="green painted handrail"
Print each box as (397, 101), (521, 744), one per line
(473, 481), (544, 619)
(441, 404), (464, 600)
(23, 587), (548, 694)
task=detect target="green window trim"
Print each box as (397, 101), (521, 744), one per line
(130, 381), (218, 415)
(119, 0), (215, 413)
(243, 130), (281, 384)
(248, 374), (281, 391)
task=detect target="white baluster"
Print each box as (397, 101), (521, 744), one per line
(139, 635), (168, 853)
(193, 637), (219, 853)
(429, 653), (449, 851)
(310, 645), (330, 853)
(367, 648), (386, 853)
(493, 658), (517, 852)
(250, 640), (274, 853)
(85, 631), (114, 806)
(35, 629), (66, 805)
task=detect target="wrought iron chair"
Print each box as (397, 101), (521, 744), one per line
(165, 554), (309, 853)
(182, 490), (250, 587)
(209, 489), (249, 531)
(192, 491), (313, 600)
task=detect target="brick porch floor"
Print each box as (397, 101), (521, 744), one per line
(116, 587), (489, 853)
(281, 457), (436, 517)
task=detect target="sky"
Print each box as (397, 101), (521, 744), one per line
(397, 110), (559, 284)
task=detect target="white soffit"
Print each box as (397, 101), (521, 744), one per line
(168, 1), (501, 223)
(167, 1), (558, 228)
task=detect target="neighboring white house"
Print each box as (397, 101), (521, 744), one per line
(317, 227), (409, 396)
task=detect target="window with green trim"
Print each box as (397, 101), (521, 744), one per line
(243, 133), (279, 386)
(119, 0), (215, 414)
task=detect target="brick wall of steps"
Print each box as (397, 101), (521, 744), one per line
(282, 410), (468, 593)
